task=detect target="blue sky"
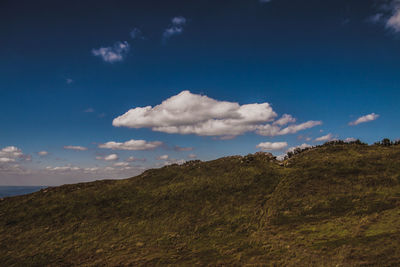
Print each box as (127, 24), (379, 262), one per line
(1, 0), (399, 185)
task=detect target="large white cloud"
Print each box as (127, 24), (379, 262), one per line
(92, 41), (130, 63)
(256, 142), (288, 151)
(349, 113), (379, 126)
(113, 91), (321, 137)
(99, 139), (163, 151)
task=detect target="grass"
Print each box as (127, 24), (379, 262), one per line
(0, 144), (399, 266)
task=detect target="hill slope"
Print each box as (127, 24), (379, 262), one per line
(1, 144), (400, 266)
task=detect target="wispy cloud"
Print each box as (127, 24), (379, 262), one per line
(173, 146), (193, 152)
(84, 108), (95, 113)
(66, 78), (74, 84)
(163, 16), (187, 42)
(99, 139), (163, 151)
(349, 113), (379, 126)
(92, 41), (130, 63)
(315, 133), (333, 142)
(157, 155), (169, 160)
(96, 153), (119, 161)
(256, 142), (288, 151)
(130, 28), (144, 40)
(64, 146), (88, 151)
(369, 1), (400, 34)
(38, 151), (48, 156)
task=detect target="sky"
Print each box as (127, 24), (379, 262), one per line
(1, 0), (400, 186)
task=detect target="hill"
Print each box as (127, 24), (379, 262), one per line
(1, 143), (400, 266)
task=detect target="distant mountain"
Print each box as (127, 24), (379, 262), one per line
(1, 142), (399, 266)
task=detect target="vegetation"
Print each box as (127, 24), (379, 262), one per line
(1, 141), (400, 266)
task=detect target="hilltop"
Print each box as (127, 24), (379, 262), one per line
(1, 142), (400, 266)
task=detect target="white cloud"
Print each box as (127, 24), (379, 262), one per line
(113, 91), (321, 137)
(163, 16), (187, 41)
(96, 154), (119, 161)
(104, 154), (119, 161)
(0, 157), (15, 163)
(0, 146), (23, 163)
(64, 146), (88, 151)
(99, 139), (162, 151)
(349, 113), (379, 126)
(256, 142), (288, 151)
(287, 143), (312, 153)
(92, 41), (130, 63)
(157, 155), (169, 160)
(162, 158), (186, 166)
(188, 154), (197, 159)
(256, 120), (322, 137)
(273, 114), (296, 126)
(38, 151), (48, 156)
(344, 137), (357, 143)
(66, 78), (74, 84)
(113, 91), (275, 136)
(45, 165), (81, 172)
(113, 162), (130, 167)
(315, 133), (333, 142)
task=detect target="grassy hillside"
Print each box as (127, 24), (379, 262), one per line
(1, 143), (400, 266)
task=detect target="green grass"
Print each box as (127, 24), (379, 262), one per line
(1, 144), (400, 266)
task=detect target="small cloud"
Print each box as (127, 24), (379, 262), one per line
(99, 139), (163, 151)
(349, 113), (379, 126)
(188, 154), (197, 159)
(256, 142), (288, 151)
(126, 156), (146, 162)
(84, 108), (95, 113)
(66, 78), (74, 84)
(163, 16), (187, 41)
(38, 151), (48, 156)
(64, 145), (88, 151)
(0, 146), (24, 163)
(92, 41), (130, 63)
(173, 146), (193, 152)
(157, 155), (169, 160)
(130, 28), (144, 40)
(98, 113), (106, 118)
(96, 154), (119, 161)
(273, 114), (296, 126)
(259, 0), (272, 3)
(368, 13), (384, 24)
(344, 137), (357, 143)
(341, 18), (350, 25)
(113, 162), (130, 167)
(287, 143), (312, 153)
(315, 133), (333, 142)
